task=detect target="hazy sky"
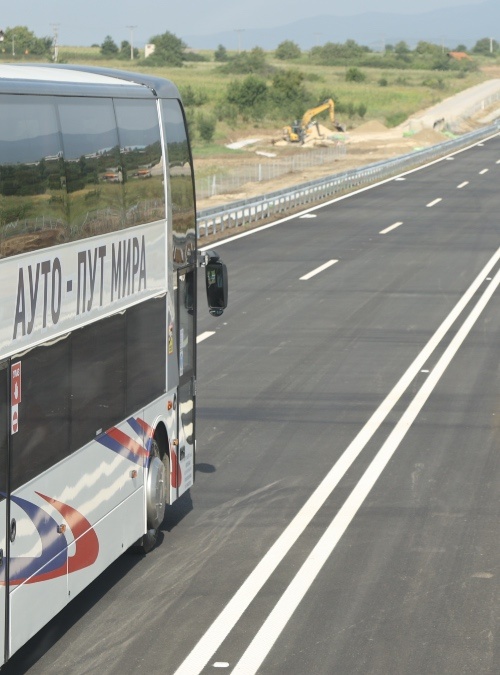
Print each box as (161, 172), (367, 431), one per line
(4, 0), (488, 47)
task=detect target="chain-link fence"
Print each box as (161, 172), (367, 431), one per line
(195, 143), (346, 200)
(197, 122), (500, 238)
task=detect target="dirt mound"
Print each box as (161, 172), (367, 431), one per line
(412, 128), (447, 143)
(351, 120), (389, 134)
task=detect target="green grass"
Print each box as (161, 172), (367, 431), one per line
(47, 48), (499, 150)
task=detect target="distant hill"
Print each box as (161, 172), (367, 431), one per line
(182, 0), (499, 51)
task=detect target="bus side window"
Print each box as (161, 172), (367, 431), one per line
(161, 99), (196, 269)
(0, 95), (67, 258)
(57, 98), (123, 239)
(113, 99), (165, 228)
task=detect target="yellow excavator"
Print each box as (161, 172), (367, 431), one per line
(283, 98), (345, 143)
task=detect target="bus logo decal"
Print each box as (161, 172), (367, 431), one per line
(127, 417), (154, 455)
(97, 424), (149, 465)
(0, 493), (99, 586)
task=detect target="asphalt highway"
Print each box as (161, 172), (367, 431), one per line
(7, 133), (500, 675)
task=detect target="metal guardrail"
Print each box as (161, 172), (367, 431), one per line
(196, 122), (500, 239)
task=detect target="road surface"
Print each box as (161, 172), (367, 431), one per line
(5, 131), (500, 675)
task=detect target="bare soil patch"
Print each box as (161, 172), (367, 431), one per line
(195, 83), (500, 212)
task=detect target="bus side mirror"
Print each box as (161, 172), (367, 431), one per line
(205, 258), (228, 317)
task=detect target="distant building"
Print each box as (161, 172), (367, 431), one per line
(447, 51), (472, 61)
(145, 44), (155, 58)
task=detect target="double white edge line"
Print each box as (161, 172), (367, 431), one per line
(175, 246), (500, 675)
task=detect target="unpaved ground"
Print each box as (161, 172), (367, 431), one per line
(196, 79), (500, 211)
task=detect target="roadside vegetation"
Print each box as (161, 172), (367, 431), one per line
(2, 27), (499, 160)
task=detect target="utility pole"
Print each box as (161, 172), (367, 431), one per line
(127, 25), (137, 60)
(50, 23), (60, 62)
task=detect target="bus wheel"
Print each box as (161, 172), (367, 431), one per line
(139, 438), (168, 553)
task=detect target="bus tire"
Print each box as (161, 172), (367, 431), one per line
(136, 437), (168, 553)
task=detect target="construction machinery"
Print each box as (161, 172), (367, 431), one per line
(283, 98), (344, 143)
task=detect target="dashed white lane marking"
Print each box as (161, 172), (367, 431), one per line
(479, 169), (489, 175)
(426, 198), (442, 208)
(380, 221), (403, 235)
(213, 663), (230, 669)
(496, 160), (500, 164)
(445, 157), (455, 160)
(299, 214), (317, 219)
(395, 177), (406, 181)
(197, 331), (216, 343)
(300, 260), (338, 280)
(457, 181), (469, 189)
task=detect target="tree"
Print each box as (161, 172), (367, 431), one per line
(472, 37), (499, 55)
(119, 40), (139, 60)
(100, 35), (119, 56)
(214, 44), (229, 62)
(275, 40), (301, 60)
(226, 75), (268, 120)
(3, 26), (52, 57)
(394, 41), (411, 60)
(415, 41), (442, 57)
(310, 40), (370, 65)
(269, 69), (310, 118)
(220, 47), (271, 75)
(147, 31), (187, 66)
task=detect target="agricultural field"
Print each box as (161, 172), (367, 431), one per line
(53, 46), (494, 143)
(9, 41), (500, 202)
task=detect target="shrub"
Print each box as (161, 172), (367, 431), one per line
(225, 76), (268, 120)
(386, 112), (407, 127)
(275, 40), (301, 60)
(196, 114), (217, 142)
(100, 35), (118, 57)
(269, 69), (310, 119)
(219, 47), (273, 76)
(357, 103), (367, 118)
(214, 44), (229, 62)
(346, 67), (366, 83)
(181, 85), (209, 107)
(214, 100), (238, 126)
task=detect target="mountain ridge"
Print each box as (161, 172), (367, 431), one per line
(182, 0), (497, 51)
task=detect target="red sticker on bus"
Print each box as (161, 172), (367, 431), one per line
(11, 362), (21, 406)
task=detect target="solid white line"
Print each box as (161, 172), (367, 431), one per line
(426, 198), (442, 207)
(199, 131), (500, 252)
(457, 181), (469, 189)
(232, 260), (500, 675)
(479, 168), (489, 175)
(197, 331), (216, 343)
(300, 260), (338, 280)
(172, 247), (500, 675)
(380, 221), (403, 234)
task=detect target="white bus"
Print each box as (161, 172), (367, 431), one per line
(0, 64), (227, 665)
